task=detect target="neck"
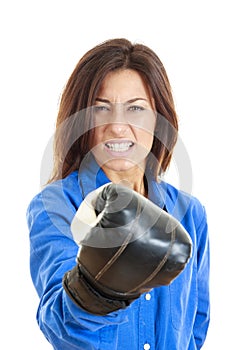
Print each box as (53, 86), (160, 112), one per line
(103, 167), (147, 196)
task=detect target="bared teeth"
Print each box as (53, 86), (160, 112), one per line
(105, 142), (133, 152)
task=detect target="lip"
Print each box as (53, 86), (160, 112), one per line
(104, 139), (135, 157)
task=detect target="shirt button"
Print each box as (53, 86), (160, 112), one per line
(144, 343), (150, 350)
(145, 293), (151, 301)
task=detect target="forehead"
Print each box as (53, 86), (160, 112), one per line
(97, 69), (151, 102)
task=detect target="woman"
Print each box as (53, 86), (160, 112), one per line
(27, 38), (210, 349)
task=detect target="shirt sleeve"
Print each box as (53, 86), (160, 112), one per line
(26, 183), (128, 350)
(193, 206), (210, 348)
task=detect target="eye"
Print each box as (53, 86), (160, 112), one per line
(94, 105), (110, 113)
(127, 105), (145, 112)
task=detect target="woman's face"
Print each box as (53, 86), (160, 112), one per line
(90, 69), (156, 174)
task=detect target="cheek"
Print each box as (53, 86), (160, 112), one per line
(134, 115), (156, 144)
(135, 127), (155, 149)
(90, 127), (104, 148)
(130, 110), (156, 134)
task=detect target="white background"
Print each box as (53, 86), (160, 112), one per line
(1, 0), (232, 348)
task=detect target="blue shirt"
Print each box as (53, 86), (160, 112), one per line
(26, 157), (210, 350)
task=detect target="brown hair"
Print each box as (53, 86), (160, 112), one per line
(49, 38), (178, 183)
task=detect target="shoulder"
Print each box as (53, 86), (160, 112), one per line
(159, 181), (209, 250)
(160, 180), (207, 228)
(27, 171), (83, 224)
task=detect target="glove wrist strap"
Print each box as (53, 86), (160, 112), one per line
(63, 265), (134, 315)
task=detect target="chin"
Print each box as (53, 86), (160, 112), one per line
(103, 159), (137, 172)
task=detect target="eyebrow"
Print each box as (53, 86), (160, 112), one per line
(95, 97), (149, 104)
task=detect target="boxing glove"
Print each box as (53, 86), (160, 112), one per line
(63, 183), (192, 315)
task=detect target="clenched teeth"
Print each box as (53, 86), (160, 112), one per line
(105, 142), (134, 152)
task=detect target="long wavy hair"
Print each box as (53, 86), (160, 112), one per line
(48, 38), (178, 183)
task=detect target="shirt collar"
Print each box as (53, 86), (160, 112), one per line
(78, 153), (169, 210)
(78, 153), (111, 199)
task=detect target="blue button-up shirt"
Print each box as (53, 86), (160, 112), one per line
(27, 156), (210, 350)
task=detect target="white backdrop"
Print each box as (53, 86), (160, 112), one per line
(1, 0), (232, 348)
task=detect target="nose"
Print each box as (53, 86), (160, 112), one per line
(109, 122), (127, 135)
(111, 104), (126, 122)
(108, 105), (128, 135)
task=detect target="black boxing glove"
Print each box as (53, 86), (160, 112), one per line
(63, 183), (192, 315)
